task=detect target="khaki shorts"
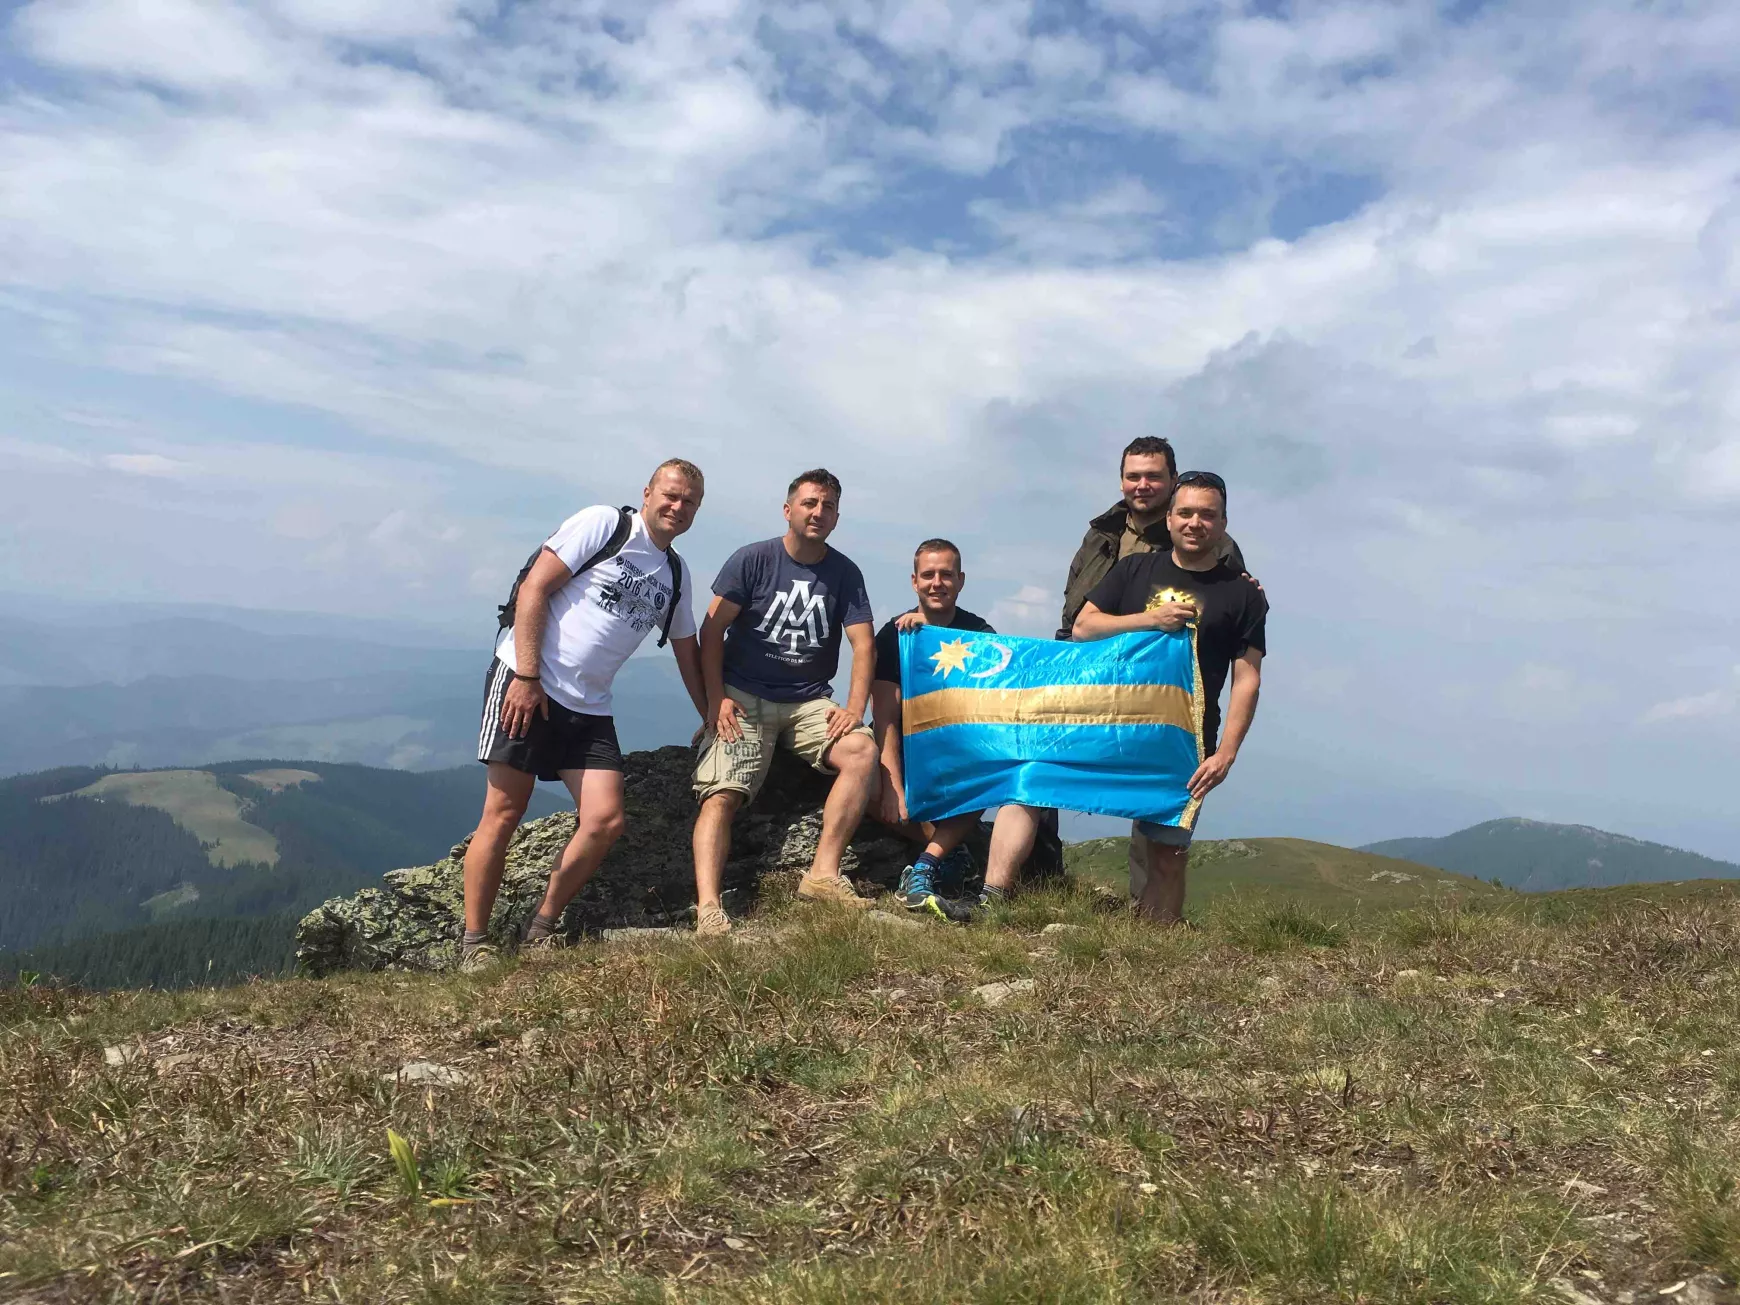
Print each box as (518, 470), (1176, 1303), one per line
(693, 687), (873, 803)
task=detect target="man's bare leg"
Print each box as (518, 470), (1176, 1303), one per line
(1136, 842), (1189, 924)
(806, 734), (877, 882)
(529, 767), (627, 927)
(693, 791), (743, 909)
(984, 804), (1042, 897)
(463, 763), (537, 935)
(918, 812), (980, 862)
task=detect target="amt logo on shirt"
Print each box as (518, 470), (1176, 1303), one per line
(757, 580), (830, 655)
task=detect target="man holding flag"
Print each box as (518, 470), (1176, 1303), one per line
(870, 538), (993, 918)
(1072, 470), (1266, 921)
(1058, 435), (1249, 904)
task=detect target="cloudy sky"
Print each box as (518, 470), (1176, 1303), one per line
(2, 0), (1737, 855)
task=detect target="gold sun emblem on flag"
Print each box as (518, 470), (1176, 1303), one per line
(929, 638), (975, 679)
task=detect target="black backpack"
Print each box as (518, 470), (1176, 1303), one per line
(497, 507), (686, 648)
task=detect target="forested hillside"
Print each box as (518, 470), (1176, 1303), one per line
(0, 914), (297, 990)
(0, 761), (563, 957)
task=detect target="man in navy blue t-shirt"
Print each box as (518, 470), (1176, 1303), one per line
(690, 469), (878, 935)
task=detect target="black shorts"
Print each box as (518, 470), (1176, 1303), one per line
(476, 660), (623, 780)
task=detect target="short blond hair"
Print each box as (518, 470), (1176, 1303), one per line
(651, 458), (704, 490)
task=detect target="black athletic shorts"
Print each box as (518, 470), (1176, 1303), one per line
(476, 660), (623, 780)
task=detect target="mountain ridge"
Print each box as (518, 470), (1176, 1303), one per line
(1361, 817), (1740, 892)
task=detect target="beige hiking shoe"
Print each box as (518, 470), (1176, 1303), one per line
(796, 874), (872, 910)
(457, 941), (501, 974)
(694, 903), (732, 938)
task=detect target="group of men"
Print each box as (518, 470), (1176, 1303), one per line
(456, 440), (1267, 972)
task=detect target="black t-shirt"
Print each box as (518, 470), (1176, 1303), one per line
(872, 606), (995, 687)
(1083, 554), (1267, 752)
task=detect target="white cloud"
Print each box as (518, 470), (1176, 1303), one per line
(1643, 670), (1740, 725)
(15, 0), (289, 92)
(101, 452), (192, 478)
(990, 584), (1056, 636)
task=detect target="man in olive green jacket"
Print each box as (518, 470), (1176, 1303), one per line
(1054, 435), (1247, 903)
(1057, 436), (1246, 640)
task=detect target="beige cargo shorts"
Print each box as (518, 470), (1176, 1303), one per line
(693, 686), (873, 803)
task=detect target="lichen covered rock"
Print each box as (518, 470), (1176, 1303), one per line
(295, 745), (965, 975)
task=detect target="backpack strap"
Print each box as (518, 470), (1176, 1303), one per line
(497, 506), (633, 631)
(656, 547), (684, 648)
(576, 506), (635, 576)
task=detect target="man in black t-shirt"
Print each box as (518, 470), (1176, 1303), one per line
(1072, 471), (1267, 923)
(870, 538), (993, 919)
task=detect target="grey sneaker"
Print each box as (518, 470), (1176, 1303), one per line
(695, 903), (732, 938)
(457, 941), (502, 974)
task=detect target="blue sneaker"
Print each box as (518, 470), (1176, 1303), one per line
(897, 861), (936, 909)
(896, 863), (972, 922)
(936, 845), (974, 897)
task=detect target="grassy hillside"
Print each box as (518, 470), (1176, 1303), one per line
(0, 762), (564, 957)
(59, 769), (283, 866)
(5, 885), (1739, 1302)
(1364, 818), (1740, 892)
(1067, 835), (1510, 909)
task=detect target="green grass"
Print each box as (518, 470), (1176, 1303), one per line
(4, 878), (1740, 1302)
(1066, 835), (1510, 911)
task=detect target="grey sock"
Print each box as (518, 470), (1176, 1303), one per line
(461, 929), (489, 947)
(978, 884), (1009, 906)
(524, 912), (560, 941)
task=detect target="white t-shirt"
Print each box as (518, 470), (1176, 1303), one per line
(493, 506), (697, 715)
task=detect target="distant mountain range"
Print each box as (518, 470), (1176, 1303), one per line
(0, 599), (700, 775)
(0, 760), (564, 957)
(1361, 819), (1740, 893)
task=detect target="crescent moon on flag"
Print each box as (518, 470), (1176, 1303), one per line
(967, 640), (1014, 678)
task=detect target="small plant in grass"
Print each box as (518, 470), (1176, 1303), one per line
(386, 1127), (421, 1200)
(289, 1124), (368, 1197)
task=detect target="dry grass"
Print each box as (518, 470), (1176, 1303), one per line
(4, 885), (1740, 1303)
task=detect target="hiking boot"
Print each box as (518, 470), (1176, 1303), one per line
(796, 873), (872, 909)
(695, 903), (732, 938)
(457, 941), (501, 974)
(936, 845), (974, 897)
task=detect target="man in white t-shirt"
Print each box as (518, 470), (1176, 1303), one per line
(459, 458), (709, 972)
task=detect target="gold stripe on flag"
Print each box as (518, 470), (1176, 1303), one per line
(903, 683), (1196, 736)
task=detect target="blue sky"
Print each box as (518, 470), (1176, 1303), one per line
(1, 0), (1737, 855)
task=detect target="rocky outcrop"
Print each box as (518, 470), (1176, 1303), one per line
(295, 745), (1018, 975)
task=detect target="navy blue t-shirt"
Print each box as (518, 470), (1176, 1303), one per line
(713, 538), (874, 703)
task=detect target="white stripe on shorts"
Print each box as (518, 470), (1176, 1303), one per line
(478, 659), (512, 760)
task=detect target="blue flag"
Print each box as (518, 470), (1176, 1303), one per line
(899, 624), (1203, 829)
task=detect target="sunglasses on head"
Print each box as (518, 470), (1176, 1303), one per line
(1169, 473), (1224, 497)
